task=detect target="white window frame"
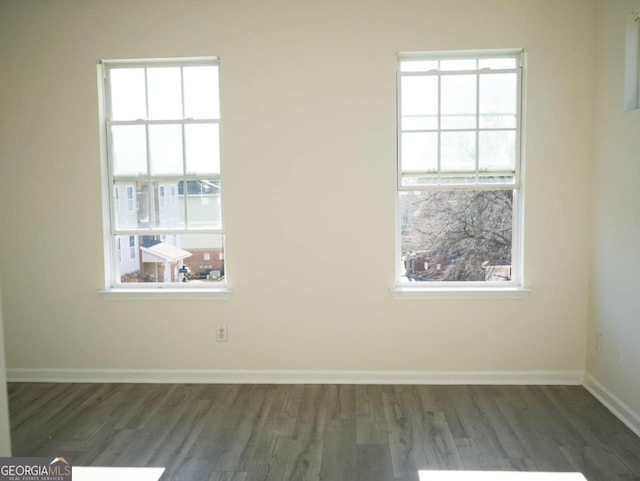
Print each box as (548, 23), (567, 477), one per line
(98, 57), (230, 298)
(625, 9), (640, 112)
(393, 49), (527, 297)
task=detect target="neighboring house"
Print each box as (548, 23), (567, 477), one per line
(114, 180), (223, 283)
(402, 251), (451, 282)
(483, 262), (512, 282)
(140, 238), (192, 283)
(117, 235), (141, 277)
(402, 252), (512, 282)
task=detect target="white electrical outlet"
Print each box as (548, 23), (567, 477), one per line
(216, 325), (228, 342)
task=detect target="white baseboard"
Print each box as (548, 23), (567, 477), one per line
(6, 368), (584, 385)
(583, 373), (640, 438)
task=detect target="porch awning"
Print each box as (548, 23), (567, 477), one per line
(140, 242), (193, 263)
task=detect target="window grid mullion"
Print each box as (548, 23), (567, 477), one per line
(437, 72), (442, 184)
(113, 173), (221, 182)
(516, 65), (522, 189)
(180, 67), (189, 230)
(402, 127), (516, 133)
(475, 72), (480, 184)
(108, 119), (220, 126)
(144, 125), (154, 228)
(143, 68), (154, 229)
(400, 68), (519, 77)
(113, 229), (224, 236)
(143, 67), (150, 121)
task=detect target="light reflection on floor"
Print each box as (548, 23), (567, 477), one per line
(72, 466), (165, 481)
(72, 467), (588, 481)
(419, 471), (587, 480)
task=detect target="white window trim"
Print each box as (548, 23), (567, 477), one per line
(100, 287), (231, 301)
(391, 285), (530, 299)
(97, 57), (231, 298)
(624, 9), (640, 112)
(394, 49), (527, 296)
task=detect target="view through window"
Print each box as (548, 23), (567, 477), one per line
(398, 51), (523, 284)
(102, 58), (224, 286)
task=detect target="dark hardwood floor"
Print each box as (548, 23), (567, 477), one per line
(7, 383), (640, 481)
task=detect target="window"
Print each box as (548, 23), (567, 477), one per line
(101, 58), (225, 287)
(126, 185), (134, 212)
(158, 185), (166, 208)
(397, 50), (523, 287)
(128, 235), (136, 260)
(625, 9), (640, 111)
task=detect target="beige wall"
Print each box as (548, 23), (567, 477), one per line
(0, 0), (594, 374)
(588, 0), (640, 416)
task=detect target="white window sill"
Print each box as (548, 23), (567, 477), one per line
(100, 287), (231, 301)
(391, 285), (531, 300)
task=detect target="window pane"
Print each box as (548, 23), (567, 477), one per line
(109, 68), (146, 120)
(478, 58), (517, 69)
(440, 59), (476, 71)
(399, 190), (513, 282)
(153, 181), (183, 229)
(401, 76), (438, 130)
(400, 60), (438, 72)
(147, 67), (182, 119)
(149, 124), (183, 175)
(180, 180), (222, 229)
(441, 131), (475, 172)
(111, 125), (147, 176)
(115, 234), (225, 283)
(441, 75), (477, 129)
(479, 73), (517, 128)
(185, 124), (220, 174)
(401, 132), (438, 173)
(479, 130), (516, 171)
(184, 66), (220, 119)
(113, 181), (150, 229)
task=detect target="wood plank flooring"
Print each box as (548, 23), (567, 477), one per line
(7, 383), (640, 481)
